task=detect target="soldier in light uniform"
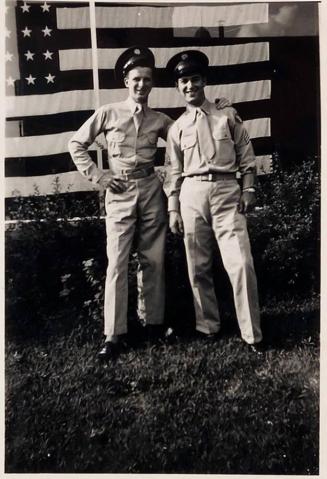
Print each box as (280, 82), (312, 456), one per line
(69, 47), (172, 358)
(165, 50), (264, 352)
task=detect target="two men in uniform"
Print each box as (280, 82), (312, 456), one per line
(69, 46), (263, 358)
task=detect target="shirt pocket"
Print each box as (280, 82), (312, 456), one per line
(107, 131), (126, 157)
(212, 126), (231, 141)
(212, 125), (235, 167)
(137, 132), (157, 159)
(181, 133), (197, 151)
(108, 131), (125, 143)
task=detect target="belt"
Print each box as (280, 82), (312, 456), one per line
(114, 166), (155, 181)
(188, 172), (236, 182)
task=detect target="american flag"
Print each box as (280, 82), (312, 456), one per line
(5, 1), (273, 210)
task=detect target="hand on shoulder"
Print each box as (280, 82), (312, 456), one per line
(214, 97), (232, 109)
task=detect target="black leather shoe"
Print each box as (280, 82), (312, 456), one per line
(98, 341), (120, 360)
(145, 325), (164, 343)
(164, 327), (179, 344)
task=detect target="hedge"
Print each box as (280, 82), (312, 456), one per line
(5, 158), (320, 340)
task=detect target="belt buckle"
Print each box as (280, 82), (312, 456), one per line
(208, 173), (213, 181)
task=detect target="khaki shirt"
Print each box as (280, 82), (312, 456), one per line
(68, 97), (173, 183)
(165, 99), (256, 211)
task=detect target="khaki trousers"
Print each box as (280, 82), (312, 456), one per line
(104, 174), (167, 336)
(180, 177), (262, 344)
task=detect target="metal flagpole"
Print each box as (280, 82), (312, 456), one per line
(89, 0), (102, 169)
(218, 20), (225, 40)
(89, 0), (104, 214)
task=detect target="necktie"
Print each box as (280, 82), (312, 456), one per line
(196, 108), (215, 160)
(133, 104), (143, 133)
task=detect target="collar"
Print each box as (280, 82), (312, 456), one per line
(186, 98), (211, 121)
(126, 97), (149, 115)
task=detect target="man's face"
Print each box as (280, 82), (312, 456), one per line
(124, 66), (153, 104)
(177, 73), (206, 106)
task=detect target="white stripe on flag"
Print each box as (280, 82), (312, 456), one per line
(6, 89), (108, 118)
(5, 171), (98, 197)
(145, 81), (271, 108)
(172, 4), (268, 28)
(59, 43), (270, 71)
(5, 155), (272, 197)
(6, 131), (100, 158)
(6, 80), (271, 117)
(5, 118), (271, 158)
(244, 117), (271, 138)
(57, 4), (268, 29)
(56, 5), (90, 29)
(256, 155), (273, 175)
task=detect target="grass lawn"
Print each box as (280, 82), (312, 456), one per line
(5, 296), (319, 474)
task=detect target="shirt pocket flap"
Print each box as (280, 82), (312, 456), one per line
(108, 131), (126, 143)
(181, 134), (197, 150)
(212, 127), (230, 141)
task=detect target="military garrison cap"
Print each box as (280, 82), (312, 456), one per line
(115, 46), (155, 81)
(166, 50), (209, 81)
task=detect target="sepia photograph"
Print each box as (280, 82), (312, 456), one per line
(4, 0), (321, 474)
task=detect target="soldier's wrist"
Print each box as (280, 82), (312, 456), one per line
(243, 187), (256, 193)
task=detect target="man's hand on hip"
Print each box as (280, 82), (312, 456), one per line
(238, 191), (256, 214)
(99, 172), (127, 193)
(169, 211), (184, 236)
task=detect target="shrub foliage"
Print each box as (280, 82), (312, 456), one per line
(250, 157), (320, 297)
(5, 158), (320, 338)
